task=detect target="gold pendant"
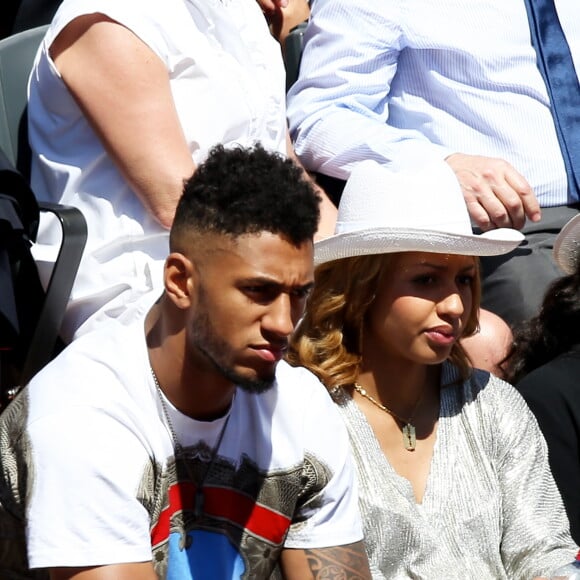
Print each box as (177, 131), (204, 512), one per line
(402, 423), (416, 451)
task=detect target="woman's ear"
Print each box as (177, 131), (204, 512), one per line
(164, 252), (196, 309)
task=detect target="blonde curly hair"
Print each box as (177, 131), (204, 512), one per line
(287, 253), (481, 390)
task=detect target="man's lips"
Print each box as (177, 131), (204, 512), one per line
(251, 344), (288, 362)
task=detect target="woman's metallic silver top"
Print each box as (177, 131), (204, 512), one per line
(333, 364), (577, 579)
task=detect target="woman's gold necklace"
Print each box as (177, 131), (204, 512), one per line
(353, 383), (425, 451)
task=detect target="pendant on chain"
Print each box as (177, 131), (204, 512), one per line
(151, 366), (234, 521)
(194, 488), (205, 518)
(402, 423), (416, 451)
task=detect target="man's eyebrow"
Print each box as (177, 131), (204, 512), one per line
(239, 276), (282, 286)
(295, 281), (315, 292)
(239, 277), (315, 291)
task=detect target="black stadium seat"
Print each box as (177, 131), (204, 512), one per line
(0, 25), (87, 406)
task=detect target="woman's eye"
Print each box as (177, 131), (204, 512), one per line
(413, 275), (436, 285)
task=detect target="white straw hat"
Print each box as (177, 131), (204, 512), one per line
(314, 160), (524, 265)
(553, 213), (580, 275)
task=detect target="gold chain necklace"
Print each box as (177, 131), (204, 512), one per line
(353, 383), (425, 451)
(151, 367), (232, 518)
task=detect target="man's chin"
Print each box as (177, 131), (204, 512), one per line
(222, 366), (276, 395)
(236, 376), (276, 395)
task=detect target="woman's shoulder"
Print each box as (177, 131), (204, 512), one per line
(443, 363), (528, 415)
(443, 365), (547, 460)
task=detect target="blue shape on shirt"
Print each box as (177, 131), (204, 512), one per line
(166, 529), (246, 579)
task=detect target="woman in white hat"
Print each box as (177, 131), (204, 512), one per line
(503, 213), (580, 545)
(287, 160), (577, 578)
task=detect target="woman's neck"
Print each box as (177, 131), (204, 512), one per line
(357, 344), (441, 414)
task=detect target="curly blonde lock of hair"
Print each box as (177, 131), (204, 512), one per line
(288, 255), (386, 390)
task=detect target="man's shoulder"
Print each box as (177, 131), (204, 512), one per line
(40, 315), (141, 374)
(268, 361), (348, 447)
(274, 360), (333, 401)
(24, 316), (147, 417)
(275, 359), (324, 385)
(235, 361), (343, 442)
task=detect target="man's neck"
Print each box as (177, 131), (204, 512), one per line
(145, 301), (236, 421)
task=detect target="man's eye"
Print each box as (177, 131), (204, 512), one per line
(292, 287), (312, 299)
(243, 286), (279, 301)
(244, 286), (271, 296)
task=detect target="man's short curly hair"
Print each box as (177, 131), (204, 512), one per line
(170, 144), (320, 248)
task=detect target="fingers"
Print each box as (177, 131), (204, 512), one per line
(505, 170), (541, 225)
(257, 0), (288, 13)
(446, 153), (541, 231)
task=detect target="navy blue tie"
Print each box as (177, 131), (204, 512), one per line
(523, 0), (580, 203)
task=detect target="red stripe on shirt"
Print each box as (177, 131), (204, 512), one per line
(151, 482), (291, 547)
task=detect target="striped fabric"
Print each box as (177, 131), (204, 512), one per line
(287, 0), (580, 207)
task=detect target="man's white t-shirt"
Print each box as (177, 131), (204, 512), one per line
(0, 304), (362, 577)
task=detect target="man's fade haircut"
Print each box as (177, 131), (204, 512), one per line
(170, 144), (320, 249)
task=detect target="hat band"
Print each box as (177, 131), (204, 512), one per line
(335, 219), (471, 236)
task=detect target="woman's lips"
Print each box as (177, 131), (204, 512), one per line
(424, 327), (457, 346)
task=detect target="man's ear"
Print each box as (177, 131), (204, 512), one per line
(164, 252), (197, 309)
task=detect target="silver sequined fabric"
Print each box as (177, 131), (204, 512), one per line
(333, 363), (578, 579)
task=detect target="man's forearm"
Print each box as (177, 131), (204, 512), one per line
(280, 541), (372, 580)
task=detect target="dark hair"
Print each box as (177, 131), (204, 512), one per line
(502, 258), (580, 384)
(170, 144), (320, 248)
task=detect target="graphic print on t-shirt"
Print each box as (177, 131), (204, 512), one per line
(142, 443), (331, 579)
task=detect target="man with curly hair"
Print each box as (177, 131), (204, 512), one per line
(0, 145), (370, 580)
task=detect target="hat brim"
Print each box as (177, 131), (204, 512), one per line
(314, 227), (524, 266)
(553, 213), (580, 275)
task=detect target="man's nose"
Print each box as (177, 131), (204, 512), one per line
(262, 294), (295, 337)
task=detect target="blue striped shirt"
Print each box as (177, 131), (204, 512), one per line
(287, 0), (580, 206)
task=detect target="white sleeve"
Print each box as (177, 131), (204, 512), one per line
(287, 0), (452, 179)
(283, 379), (363, 549)
(26, 406), (154, 569)
(48, 0), (176, 63)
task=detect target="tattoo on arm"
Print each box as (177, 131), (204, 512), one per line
(304, 542), (370, 579)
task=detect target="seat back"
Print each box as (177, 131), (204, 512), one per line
(0, 25), (87, 404)
(12, 0), (61, 36)
(0, 24), (48, 176)
(283, 21), (347, 206)
(0, 148), (44, 395)
(285, 21), (307, 92)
